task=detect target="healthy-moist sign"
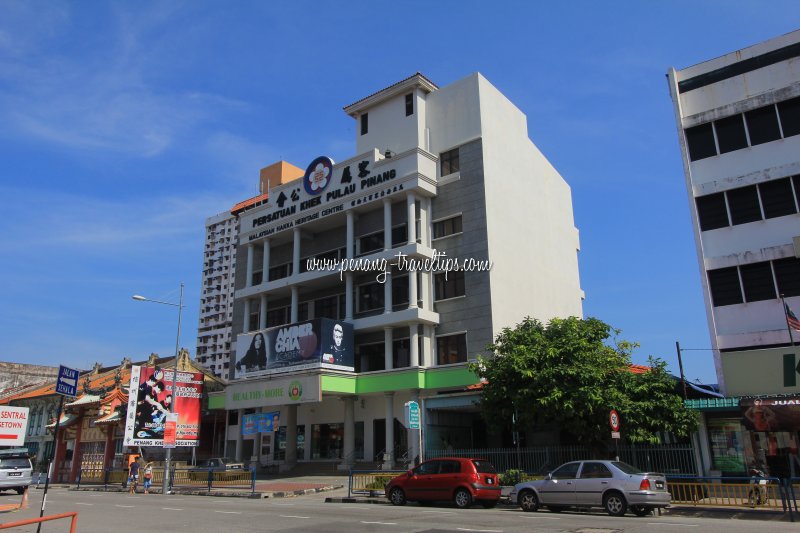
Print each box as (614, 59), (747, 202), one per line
(226, 375), (321, 409)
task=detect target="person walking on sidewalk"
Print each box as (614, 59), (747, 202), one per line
(128, 458), (141, 494)
(143, 462), (154, 494)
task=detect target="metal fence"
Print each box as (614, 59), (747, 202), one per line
(425, 443), (698, 475)
(76, 466), (256, 494)
(667, 475), (787, 511)
(348, 470), (405, 498)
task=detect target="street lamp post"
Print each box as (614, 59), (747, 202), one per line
(132, 282), (184, 496)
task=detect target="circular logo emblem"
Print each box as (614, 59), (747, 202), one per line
(288, 380), (303, 401)
(303, 156), (334, 196)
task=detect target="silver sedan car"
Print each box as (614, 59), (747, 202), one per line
(508, 460), (671, 516)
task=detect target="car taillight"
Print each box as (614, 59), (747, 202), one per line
(639, 479), (651, 491)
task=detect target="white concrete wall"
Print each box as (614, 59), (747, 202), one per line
(356, 89), (422, 156)
(425, 74), (483, 155)
(475, 74), (584, 332)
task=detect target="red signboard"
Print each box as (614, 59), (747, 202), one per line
(609, 409), (621, 432)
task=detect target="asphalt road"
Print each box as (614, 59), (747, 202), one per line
(1, 487), (798, 533)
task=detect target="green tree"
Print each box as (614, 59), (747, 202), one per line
(468, 317), (697, 449)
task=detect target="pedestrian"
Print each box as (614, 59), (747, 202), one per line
(143, 461), (154, 494)
(128, 457), (140, 494)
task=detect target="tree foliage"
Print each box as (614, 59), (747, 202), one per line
(468, 316), (697, 447)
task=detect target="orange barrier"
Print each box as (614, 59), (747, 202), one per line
(0, 488), (29, 513)
(0, 512), (78, 532)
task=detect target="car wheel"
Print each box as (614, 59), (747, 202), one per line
(389, 487), (406, 506)
(603, 491), (627, 517)
(547, 506), (565, 513)
(519, 490), (539, 512)
(481, 499), (498, 509)
(631, 505), (650, 517)
(454, 488), (473, 509)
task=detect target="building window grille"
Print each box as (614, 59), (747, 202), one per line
(760, 178), (797, 219)
(745, 105), (781, 145)
(774, 258), (800, 297)
(727, 185), (761, 225)
(440, 147), (460, 176)
(707, 267), (743, 307)
(433, 215), (463, 239)
(358, 282), (384, 313)
(436, 333), (467, 365)
(714, 114), (748, 154)
(740, 262), (776, 302)
(685, 122), (717, 161)
(778, 96), (800, 137)
(434, 271), (465, 300)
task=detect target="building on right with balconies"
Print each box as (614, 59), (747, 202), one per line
(668, 30), (800, 477)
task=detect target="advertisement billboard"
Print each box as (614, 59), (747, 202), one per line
(0, 406), (29, 447)
(234, 318), (354, 379)
(242, 411), (280, 435)
(124, 365), (204, 447)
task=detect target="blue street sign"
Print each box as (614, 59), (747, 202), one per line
(55, 365), (79, 397)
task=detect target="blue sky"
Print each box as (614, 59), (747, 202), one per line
(0, 1), (796, 384)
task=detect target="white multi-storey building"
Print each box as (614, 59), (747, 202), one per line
(214, 72), (583, 470)
(196, 211), (239, 377)
(669, 31), (800, 477)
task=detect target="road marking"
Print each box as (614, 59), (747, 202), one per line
(361, 521), (397, 525)
(457, 529), (503, 533)
(214, 511), (241, 514)
(518, 515), (560, 520)
(162, 507), (183, 511)
(279, 515), (309, 519)
(75, 503), (93, 506)
(421, 510), (455, 514)
(647, 524), (698, 527)
(115, 504), (135, 508)
(270, 503), (295, 506)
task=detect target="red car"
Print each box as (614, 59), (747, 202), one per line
(385, 457), (501, 508)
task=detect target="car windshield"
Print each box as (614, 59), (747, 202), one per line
(472, 460), (496, 473)
(0, 458), (31, 469)
(611, 461), (645, 474)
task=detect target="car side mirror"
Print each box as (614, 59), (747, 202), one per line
(545, 473), (553, 480)
(407, 470), (414, 477)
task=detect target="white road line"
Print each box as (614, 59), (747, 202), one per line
(421, 510), (455, 514)
(270, 503), (295, 506)
(361, 521), (398, 525)
(279, 515), (310, 519)
(162, 507), (183, 511)
(115, 504), (135, 508)
(75, 503), (93, 506)
(518, 515), (560, 520)
(648, 524), (698, 527)
(214, 511), (241, 514)
(457, 529), (503, 533)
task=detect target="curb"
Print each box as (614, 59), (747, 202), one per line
(326, 497), (387, 504)
(264, 485), (343, 498)
(65, 483), (343, 499)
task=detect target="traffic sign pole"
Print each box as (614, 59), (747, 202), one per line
(37, 394), (63, 533)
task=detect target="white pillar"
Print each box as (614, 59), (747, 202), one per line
(346, 211), (355, 259)
(384, 327), (393, 370)
(235, 408), (244, 461)
(284, 404), (298, 468)
(383, 393), (395, 469)
(407, 193), (417, 244)
(290, 286), (299, 323)
(383, 199), (392, 251)
(243, 298), (251, 332)
(342, 397), (356, 469)
(292, 228), (301, 276)
(345, 274), (354, 320)
(246, 244), (254, 287)
(262, 239), (271, 283)
(420, 197), (430, 247)
(259, 295), (267, 330)
(410, 324), (419, 367)
(420, 271), (433, 310)
(422, 325), (433, 368)
(384, 269), (392, 314)
(409, 271), (418, 309)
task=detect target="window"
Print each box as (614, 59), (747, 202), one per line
(740, 262), (776, 302)
(247, 308), (259, 332)
(315, 295), (344, 320)
(438, 460), (461, 474)
(778, 96), (800, 137)
(745, 105), (781, 145)
(727, 185), (761, 225)
(359, 232), (384, 255)
(708, 267), (743, 307)
(550, 462), (580, 480)
(685, 123), (716, 161)
(435, 271), (465, 300)
(436, 333), (467, 365)
(298, 302), (310, 321)
(360, 113), (368, 135)
(405, 93), (413, 116)
(759, 178), (797, 219)
(251, 270), (263, 285)
(358, 282), (384, 312)
(440, 147), (460, 175)
(696, 193), (729, 231)
(714, 114), (748, 154)
(391, 224), (408, 247)
(580, 462), (612, 479)
(268, 263), (292, 281)
(393, 338), (410, 368)
(433, 215), (463, 239)
(392, 275), (409, 309)
(266, 306), (289, 328)
(774, 258), (800, 297)
(415, 461), (440, 475)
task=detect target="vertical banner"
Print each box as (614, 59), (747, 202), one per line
(163, 413), (178, 448)
(124, 365), (204, 447)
